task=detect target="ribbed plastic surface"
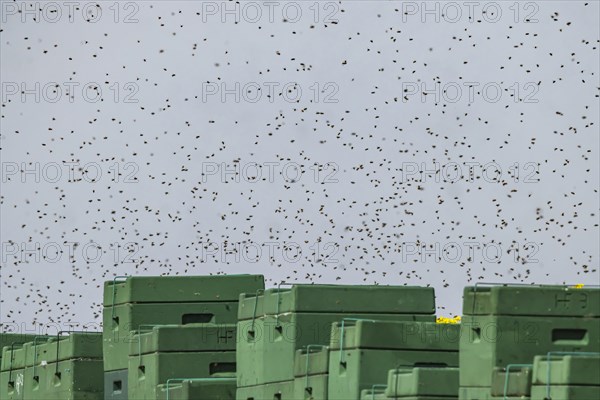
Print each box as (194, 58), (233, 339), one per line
(104, 274), (265, 305)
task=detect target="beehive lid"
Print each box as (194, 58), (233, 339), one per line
(463, 285), (600, 316)
(385, 367), (459, 397)
(330, 320), (460, 351)
(129, 323), (237, 355)
(104, 274), (265, 305)
(31, 333), (103, 365)
(239, 284), (434, 319)
(294, 346), (329, 377)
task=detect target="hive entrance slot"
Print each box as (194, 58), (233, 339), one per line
(552, 328), (588, 344)
(182, 313), (214, 324)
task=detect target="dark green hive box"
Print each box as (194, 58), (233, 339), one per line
(294, 345), (329, 400)
(460, 285), (600, 388)
(104, 275), (265, 306)
(530, 385), (600, 400)
(128, 324), (237, 400)
(530, 353), (600, 400)
(488, 366), (532, 398)
(103, 274), (264, 372)
(532, 353), (600, 385)
(237, 284), (436, 387)
(329, 320), (460, 352)
(328, 320), (459, 400)
(236, 380), (295, 400)
(463, 285), (600, 317)
(0, 333), (104, 400)
(1, 343), (32, 400)
(238, 312), (434, 387)
(238, 285), (435, 318)
(28, 333), (103, 400)
(156, 378), (236, 400)
(129, 324), (237, 355)
(384, 367), (459, 398)
(0, 333), (48, 365)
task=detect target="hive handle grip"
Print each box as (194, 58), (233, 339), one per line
(53, 330), (99, 376)
(249, 289), (265, 337)
(110, 276), (129, 326)
(165, 378), (235, 400)
(502, 364), (532, 400)
(542, 351), (600, 400)
(7, 342), (26, 386)
(275, 282), (294, 327)
(303, 344), (327, 391)
(338, 318), (376, 365)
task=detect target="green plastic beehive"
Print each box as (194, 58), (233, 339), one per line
(0, 343), (31, 400)
(489, 365), (532, 397)
(384, 367), (459, 397)
(360, 388), (386, 400)
(156, 378), (236, 400)
(0, 333), (47, 366)
(238, 292), (266, 322)
(31, 333), (103, 400)
(458, 386), (527, 400)
(128, 324), (237, 400)
(0, 370), (25, 400)
(236, 380), (295, 400)
(294, 346), (329, 377)
(104, 274), (265, 305)
(237, 285), (436, 387)
(129, 324), (237, 355)
(104, 301), (238, 371)
(328, 321), (459, 400)
(237, 312), (434, 387)
(294, 374), (328, 400)
(294, 346), (329, 400)
(330, 348), (458, 400)
(459, 315), (600, 387)
(0, 333), (103, 400)
(1, 343), (34, 371)
(103, 274), (264, 372)
(29, 358), (104, 400)
(530, 384), (600, 400)
(329, 320), (460, 352)
(463, 285), (600, 317)
(460, 285), (600, 388)
(31, 333), (103, 364)
(532, 353), (600, 385)
(129, 351), (236, 400)
(236, 383), (266, 400)
(238, 285), (435, 319)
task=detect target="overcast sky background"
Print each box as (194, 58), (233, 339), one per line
(1, 0), (599, 331)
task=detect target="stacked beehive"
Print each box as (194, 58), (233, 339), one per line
(360, 367), (459, 400)
(3, 278), (598, 400)
(530, 353), (600, 400)
(128, 323), (237, 399)
(102, 274), (264, 399)
(293, 345), (329, 400)
(1, 340), (31, 400)
(0, 333), (47, 375)
(1, 332), (103, 400)
(156, 378), (237, 400)
(459, 284), (600, 400)
(236, 284), (436, 400)
(329, 320), (459, 400)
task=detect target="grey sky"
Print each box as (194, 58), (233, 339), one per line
(1, 0), (598, 331)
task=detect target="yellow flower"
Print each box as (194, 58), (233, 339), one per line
(436, 316), (461, 324)
(573, 284), (584, 289)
